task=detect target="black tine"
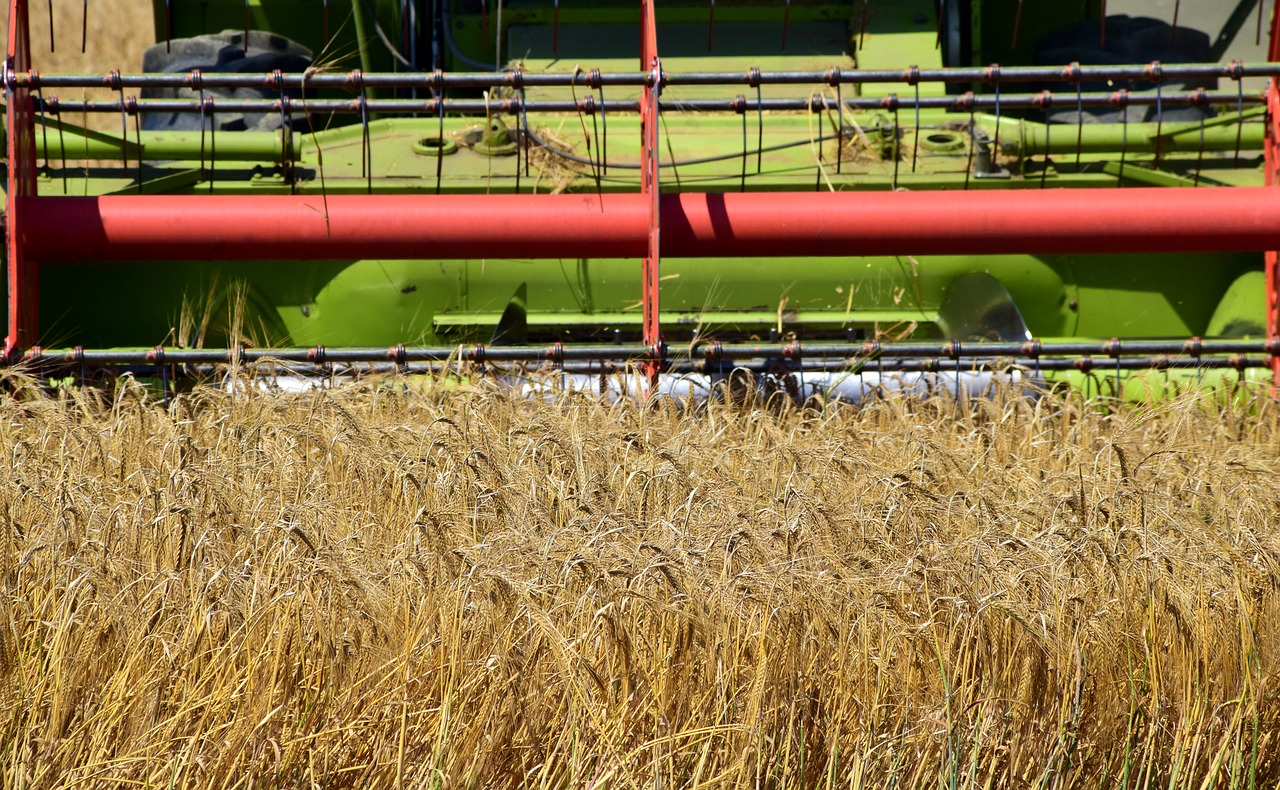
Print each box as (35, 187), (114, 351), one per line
(992, 78), (1001, 168)
(1075, 81), (1083, 169)
(199, 92), (207, 185)
(1153, 81), (1163, 164)
(116, 79), (129, 177)
(963, 108), (973, 190)
(522, 94), (531, 178)
(56, 98), (68, 194)
(756, 83), (764, 173)
(858, 0), (869, 52)
(1193, 112), (1205, 188)
(707, 0), (715, 52)
(166, 0), (172, 53)
(133, 100), (143, 194)
(891, 102), (900, 189)
(910, 80), (919, 173)
(1039, 100), (1050, 189)
(598, 85), (608, 175)
(782, 0), (791, 51)
(1234, 77), (1244, 168)
(740, 100), (748, 192)
(361, 95), (372, 194)
(815, 95), (824, 191)
(590, 109), (602, 190)
(835, 82), (843, 175)
(1117, 98), (1127, 187)
(1100, 0), (1107, 47)
(35, 86), (49, 171)
(47, 0), (54, 52)
(1012, 0), (1023, 48)
(81, 0), (87, 53)
(1170, 0), (1179, 45)
(209, 100), (217, 194)
(435, 98), (444, 195)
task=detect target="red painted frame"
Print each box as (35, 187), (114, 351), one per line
(5, 0), (37, 361)
(1266, 4), (1280, 387)
(639, 0), (662, 388)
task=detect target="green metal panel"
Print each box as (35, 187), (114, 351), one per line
(8, 0), (1270, 381)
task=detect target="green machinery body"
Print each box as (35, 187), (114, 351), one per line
(12, 0), (1278, 390)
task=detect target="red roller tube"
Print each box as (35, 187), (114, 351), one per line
(20, 187), (1280, 262)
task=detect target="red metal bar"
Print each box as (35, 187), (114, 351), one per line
(5, 0), (38, 360)
(21, 189), (1280, 262)
(639, 0), (662, 388)
(1267, 0), (1280, 387)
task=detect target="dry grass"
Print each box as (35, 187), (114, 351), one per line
(1, 378), (1280, 787)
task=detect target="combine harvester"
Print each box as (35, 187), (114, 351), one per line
(6, 0), (1280, 401)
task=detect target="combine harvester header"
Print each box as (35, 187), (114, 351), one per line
(6, 0), (1280, 400)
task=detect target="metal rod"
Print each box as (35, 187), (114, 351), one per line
(15, 62), (1280, 90)
(23, 187), (1280, 263)
(37, 90), (1263, 116)
(16, 340), (1278, 367)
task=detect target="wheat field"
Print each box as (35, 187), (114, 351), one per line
(1, 376), (1279, 787)
(6, 1), (1280, 787)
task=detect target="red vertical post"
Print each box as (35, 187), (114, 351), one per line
(1266, 3), (1280, 388)
(639, 0), (663, 391)
(5, 0), (39, 361)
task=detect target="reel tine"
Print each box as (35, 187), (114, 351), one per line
(908, 66), (920, 174)
(47, 0), (54, 52)
(752, 76), (762, 172)
(435, 93), (445, 195)
(1012, 0), (1022, 48)
(1169, 0), (1179, 45)
(165, 0), (172, 53)
(244, 0), (250, 54)
(1234, 64), (1244, 168)
(890, 96), (900, 189)
(1115, 89), (1128, 187)
(1154, 80), (1163, 164)
(82, 0), (87, 53)
(814, 94), (824, 191)
(209, 98), (217, 194)
(1038, 91), (1051, 188)
(198, 79), (207, 185)
(111, 71), (129, 177)
(54, 97), (69, 194)
(782, 0), (791, 51)
(1100, 0), (1106, 47)
(1259, 0), (1267, 46)
(858, 0), (868, 53)
(597, 76), (608, 176)
(35, 84), (49, 173)
(552, 0), (559, 53)
(935, 0), (943, 49)
(707, 0), (715, 53)
(1193, 90), (1206, 187)
(835, 80), (843, 175)
(1075, 82), (1083, 167)
(963, 99), (973, 189)
(131, 97), (143, 194)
